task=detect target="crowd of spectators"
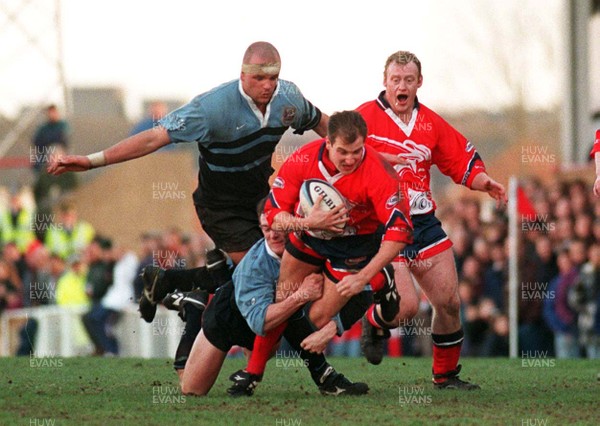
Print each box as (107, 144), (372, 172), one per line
(2, 174), (600, 359)
(0, 186), (211, 356)
(429, 176), (600, 359)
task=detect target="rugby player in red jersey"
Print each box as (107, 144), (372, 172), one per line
(591, 129), (600, 197)
(227, 110), (413, 396)
(356, 51), (507, 389)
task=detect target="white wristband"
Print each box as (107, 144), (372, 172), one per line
(87, 151), (106, 168)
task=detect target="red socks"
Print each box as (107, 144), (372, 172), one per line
(246, 321), (287, 376)
(431, 328), (464, 382)
(369, 270), (385, 292)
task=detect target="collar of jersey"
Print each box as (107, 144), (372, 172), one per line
(238, 80), (280, 128)
(376, 91), (420, 137)
(264, 238), (282, 262)
(317, 140), (365, 185)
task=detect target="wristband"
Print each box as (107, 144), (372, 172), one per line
(87, 151), (106, 168)
(332, 314), (344, 337)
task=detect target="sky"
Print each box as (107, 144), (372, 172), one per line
(0, 0), (564, 120)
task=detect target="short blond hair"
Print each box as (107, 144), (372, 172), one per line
(384, 51), (421, 80)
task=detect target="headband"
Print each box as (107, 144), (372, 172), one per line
(241, 62), (281, 75)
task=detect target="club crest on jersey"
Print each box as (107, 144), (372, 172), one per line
(273, 177), (285, 189)
(466, 141), (474, 152)
(282, 106), (297, 126)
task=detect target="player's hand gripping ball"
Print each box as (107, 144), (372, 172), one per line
(298, 179), (348, 239)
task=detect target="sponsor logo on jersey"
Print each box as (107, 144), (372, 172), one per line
(344, 256), (367, 267)
(386, 193), (400, 209)
(282, 106), (297, 126)
(408, 188), (433, 215)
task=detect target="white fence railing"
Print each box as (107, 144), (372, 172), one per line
(0, 304), (184, 358)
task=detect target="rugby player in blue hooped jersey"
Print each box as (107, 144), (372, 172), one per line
(47, 41), (329, 375)
(180, 201), (369, 396)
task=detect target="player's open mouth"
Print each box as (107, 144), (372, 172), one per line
(396, 95), (408, 102)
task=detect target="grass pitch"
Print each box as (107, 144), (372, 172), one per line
(1, 356), (598, 425)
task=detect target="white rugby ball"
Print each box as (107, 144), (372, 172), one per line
(298, 179), (347, 239)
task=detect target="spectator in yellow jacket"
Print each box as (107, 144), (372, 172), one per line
(55, 255), (89, 306)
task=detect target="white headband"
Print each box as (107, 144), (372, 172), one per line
(241, 62), (281, 75)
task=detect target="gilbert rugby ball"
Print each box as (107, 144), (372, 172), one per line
(298, 179), (347, 239)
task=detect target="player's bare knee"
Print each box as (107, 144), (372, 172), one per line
(180, 381), (208, 396)
(434, 294), (460, 318)
(397, 302), (418, 322)
(308, 306), (329, 329)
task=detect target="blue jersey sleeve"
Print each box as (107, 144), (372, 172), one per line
(233, 240), (279, 336)
(158, 95), (210, 144)
(277, 81), (321, 134)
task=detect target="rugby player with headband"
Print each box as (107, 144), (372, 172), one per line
(48, 41), (329, 381)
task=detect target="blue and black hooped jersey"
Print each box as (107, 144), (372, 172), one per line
(159, 79), (321, 208)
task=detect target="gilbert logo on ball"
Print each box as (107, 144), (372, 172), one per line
(298, 179), (348, 239)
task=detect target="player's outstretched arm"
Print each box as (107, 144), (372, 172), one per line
(47, 127), (171, 175)
(262, 273), (323, 332)
(470, 172), (507, 208)
(594, 152), (600, 197)
(312, 112), (329, 137)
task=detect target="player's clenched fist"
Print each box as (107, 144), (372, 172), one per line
(47, 155), (93, 175)
(336, 274), (368, 298)
(295, 273), (323, 302)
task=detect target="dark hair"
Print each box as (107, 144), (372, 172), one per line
(256, 197), (268, 218)
(327, 111), (367, 144)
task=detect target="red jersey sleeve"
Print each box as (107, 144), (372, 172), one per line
(430, 115), (486, 189)
(590, 129), (600, 159)
(367, 150), (413, 244)
(264, 148), (306, 226)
